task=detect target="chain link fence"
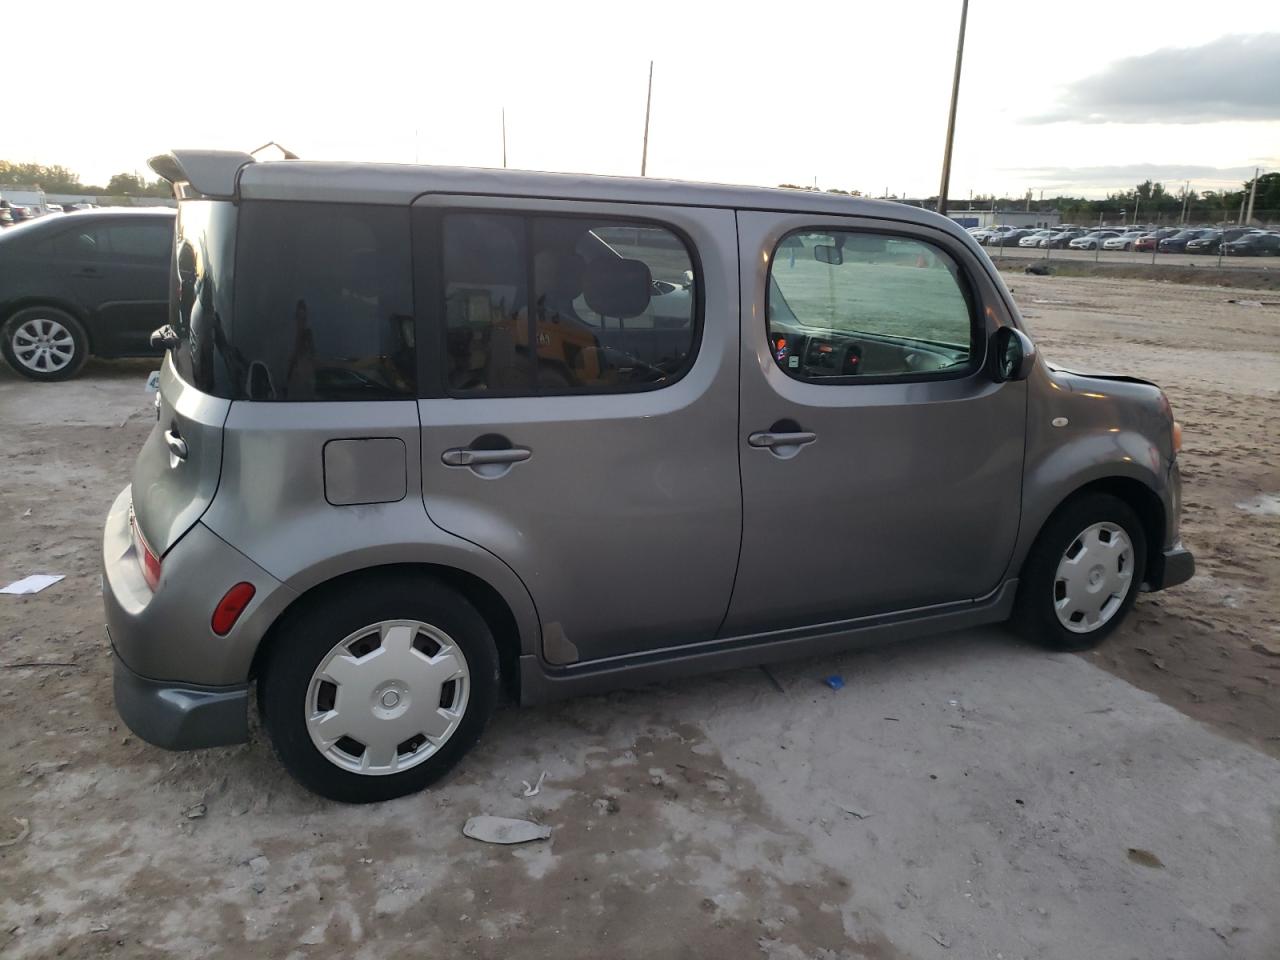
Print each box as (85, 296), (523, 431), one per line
(978, 206), (1280, 272)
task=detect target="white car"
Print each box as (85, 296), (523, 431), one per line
(1102, 231), (1146, 251)
(972, 225), (1017, 245)
(1019, 230), (1054, 248)
(1068, 231), (1120, 251)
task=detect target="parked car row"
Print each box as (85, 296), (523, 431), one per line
(0, 200), (97, 228)
(969, 222), (1280, 256)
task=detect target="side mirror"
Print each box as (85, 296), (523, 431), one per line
(150, 324), (180, 352)
(990, 326), (1035, 382)
(814, 243), (843, 266)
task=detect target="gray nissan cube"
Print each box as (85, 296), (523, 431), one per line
(102, 150), (1194, 802)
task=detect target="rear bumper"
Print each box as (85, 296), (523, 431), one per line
(112, 646), (249, 749)
(102, 485), (296, 687)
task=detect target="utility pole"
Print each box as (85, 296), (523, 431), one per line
(1180, 181), (1190, 224)
(640, 60), (654, 177)
(935, 0), (969, 217)
(1245, 166), (1260, 224)
(501, 109), (507, 168)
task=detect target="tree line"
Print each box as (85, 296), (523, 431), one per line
(0, 160), (171, 198)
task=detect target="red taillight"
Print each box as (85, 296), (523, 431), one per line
(130, 511), (161, 591)
(211, 582), (256, 636)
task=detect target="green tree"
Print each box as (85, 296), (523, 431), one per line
(104, 171), (172, 197)
(0, 161), (84, 193)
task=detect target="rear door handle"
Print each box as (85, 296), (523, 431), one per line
(164, 429), (187, 462)
(74, 267), (101, 278)
(748, 431), (817, 449)
(442, 446), (531, 467)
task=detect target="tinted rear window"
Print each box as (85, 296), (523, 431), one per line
(172, 201), (237, 393)
(437, 212), (698, 395)
(232, 201), (415, 400)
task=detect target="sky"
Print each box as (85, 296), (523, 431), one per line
(11, 0), (1280, 201)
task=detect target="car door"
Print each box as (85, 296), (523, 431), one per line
(90, 220), (172, 355)
(413, 196), (741, 665)
(722, 211), (1026, 636)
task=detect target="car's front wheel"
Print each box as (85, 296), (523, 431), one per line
(258, 572), (499, 802)
(1, 306), (89, 381)
(1012, 493), (1147, 652)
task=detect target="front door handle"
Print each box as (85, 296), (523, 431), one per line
(748, 431), (817, 450)
(74, 267), (101, 279)
(442, 446), (531, 468)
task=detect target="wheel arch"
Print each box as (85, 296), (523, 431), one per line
(250, 563), (526, 702)
(1023, 475), (1166, 586)
(2, 298), (96, 352)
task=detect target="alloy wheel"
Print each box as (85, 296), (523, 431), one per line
(11, 316), (76, 373)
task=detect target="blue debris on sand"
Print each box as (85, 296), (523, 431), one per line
(824, 675), (845, 690)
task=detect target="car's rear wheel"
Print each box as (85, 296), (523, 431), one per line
(258, 572), (499, 802)
(1, 306), (89, 381)
(1012, 493), (1147, 652)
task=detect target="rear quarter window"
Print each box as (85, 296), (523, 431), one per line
(171, 201), (237, 393)
(232, 201), (415, 401)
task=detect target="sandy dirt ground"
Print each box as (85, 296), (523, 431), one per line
(1008, 273), (1280, 757)
(1, 275), (1277, 959)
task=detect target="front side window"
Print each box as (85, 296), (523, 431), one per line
(233, 201), (415, 400)
(768, 230), (976, 382)
(441, 212), (698, 394)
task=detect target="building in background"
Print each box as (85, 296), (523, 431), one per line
(0, 184), (48, 211)
(947, 209), (1061, 230)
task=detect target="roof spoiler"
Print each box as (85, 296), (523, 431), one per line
(148, 149), (256, 200)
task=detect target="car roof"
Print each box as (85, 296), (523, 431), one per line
(59, 207), (174, 219)
(152, 149), (973, 243)
(241, 160), (955, 225)
(0, 206), (173, 243)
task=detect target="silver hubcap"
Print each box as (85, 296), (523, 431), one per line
(1053, 522), (1135, 633)
(305, 619), (470, 776)
(12, 317), (76, 373)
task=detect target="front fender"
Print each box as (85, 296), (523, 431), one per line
(1011, 361), (1174, 575)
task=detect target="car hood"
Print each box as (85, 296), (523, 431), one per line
(1045, 361), (1158, 390)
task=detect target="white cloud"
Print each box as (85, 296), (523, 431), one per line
(1028, 34), (1280, 124)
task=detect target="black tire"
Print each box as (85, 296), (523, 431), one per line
(1, 306), (90, 381)
(258, 572), (499, 803)
(1012, 493), (1147, 652)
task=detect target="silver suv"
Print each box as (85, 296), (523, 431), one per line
(103, 150), (1194, 802)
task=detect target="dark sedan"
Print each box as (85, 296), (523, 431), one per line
(0, 208), (174, 380)
(1042, 229), (1086, 249)
(987, 228), (1037, 248)
(1184, 231), (1223, 254)
(1223, 232), (1280, 256)
(1187, 227), (1261, 255)
(1158, 229), (1216, 253)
